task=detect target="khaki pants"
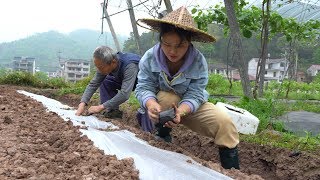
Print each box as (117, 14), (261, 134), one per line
(157, 91), (239, 148)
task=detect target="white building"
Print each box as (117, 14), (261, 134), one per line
(248, 57), (289, 82)
(60, 59), (90, 82)
(307, 65), (320, 77)
(47, 71), (58, 78)
(12, 56), (36, 75)
(208, 63), (237, 79)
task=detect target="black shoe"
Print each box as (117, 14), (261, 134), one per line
(155, 134), (172, 142)
(154, 123), (172, 143)
(219, 146), (240, 169)
(103, 109), (123, 119)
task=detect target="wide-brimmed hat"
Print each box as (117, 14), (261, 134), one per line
(136, 6), (216, 43)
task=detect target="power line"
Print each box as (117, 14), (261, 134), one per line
(304, 10), (320, 20)
(138, 0), (152, 12)
(106, 0), (150, 17)
(297, 0), (308, 21)
(137, 0), (161, 17)
(247, 0), (260, 8)
(302, 0), (320, 20)
(281, 2), (304, 17)
(203, 0), (214, 8)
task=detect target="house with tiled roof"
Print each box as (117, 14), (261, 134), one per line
(307, 65), (320, 77)
(232, 72), (256, 81)
(248, 57), (289, 82)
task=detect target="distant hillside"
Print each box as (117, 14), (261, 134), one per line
(0, 29), (128, 72)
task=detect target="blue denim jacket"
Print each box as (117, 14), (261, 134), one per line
(135, 44), (209, 112)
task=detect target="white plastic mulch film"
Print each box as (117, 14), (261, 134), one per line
(18, 90), (231, 180)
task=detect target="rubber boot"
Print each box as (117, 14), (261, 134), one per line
(103, 109), (123, 119)
(155, 123), (172, 143)
(219, 146), (240, 169)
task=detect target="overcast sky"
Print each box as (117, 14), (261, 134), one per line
(0, 0), (223, 43)
(1, 0), (318, 44)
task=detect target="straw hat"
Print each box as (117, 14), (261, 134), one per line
(137, 6), (216, 43)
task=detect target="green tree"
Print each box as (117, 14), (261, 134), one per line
(192, 0), (320, 98)
(312, 47), (320, 64)
(193, 0), (256, 98)
(123, 32), (158, 54)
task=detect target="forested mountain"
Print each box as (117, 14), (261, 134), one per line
(0, 29), (128, 71)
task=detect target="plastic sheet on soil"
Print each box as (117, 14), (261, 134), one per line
(18, 90), (231, 180)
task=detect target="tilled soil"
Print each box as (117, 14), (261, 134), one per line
(1, 85), (320, 180)
(0, 85), (138, 180)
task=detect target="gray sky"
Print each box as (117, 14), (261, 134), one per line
(0, 0), (222, 43)
(1, 0), (318, 43)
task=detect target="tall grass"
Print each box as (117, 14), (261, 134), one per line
(0, 69), (69, 89)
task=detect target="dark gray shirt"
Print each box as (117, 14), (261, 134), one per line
(80, 62), (138, 110)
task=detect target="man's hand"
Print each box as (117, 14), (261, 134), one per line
(88, 104), (105, 114)
(146, 99), (161, 123)
(75, 102), (86, 116)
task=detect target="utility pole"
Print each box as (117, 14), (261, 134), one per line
(295, 52), (298, 81)
(163, 0), (173, 12)
(58, 50), (62, 63)
(102, 3), (121, 52)
(126, 0), (143, 55)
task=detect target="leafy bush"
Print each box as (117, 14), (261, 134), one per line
(74, 74), (93, 88)
(57, 74), (94, 95)
(0, 71), (36, 86)
(208, 96), (227, 104)
(206, 74), (243, 96)
(312, 74), (320, 84)
(45, 78), (70, 89)
(127, 93), (140, 110)
(0, 70), (70, 89)
(265, 80), (320, 100)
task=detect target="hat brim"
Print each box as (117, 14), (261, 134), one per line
(137, 18), (216, 43)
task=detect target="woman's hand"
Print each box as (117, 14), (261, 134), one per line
(163, 104), (180, 128)
(146, 99), (162, 123)
(164, 103), (190, 128)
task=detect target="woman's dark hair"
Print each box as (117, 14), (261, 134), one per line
(159, 23), (192, 43)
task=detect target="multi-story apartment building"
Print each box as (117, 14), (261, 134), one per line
(60, 59), (90, 82)
(12, 56), (36, 75)
(248, 57), (289, 82)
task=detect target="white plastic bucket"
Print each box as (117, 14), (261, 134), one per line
(216, 102), (260, 135)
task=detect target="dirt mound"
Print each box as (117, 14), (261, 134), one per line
(1, 85), (320, 179)
(0, 85), (139, 179)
